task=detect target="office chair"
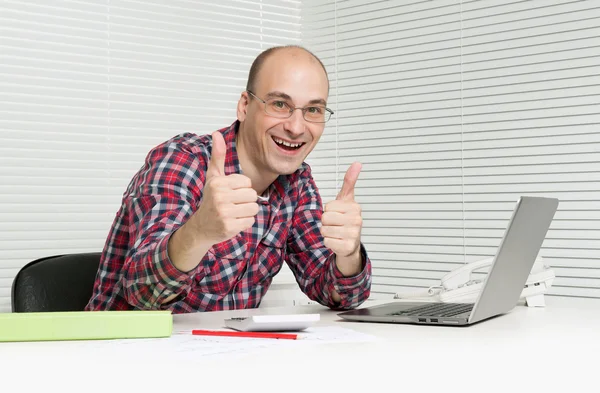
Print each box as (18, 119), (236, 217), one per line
(11, 252), (101, 312)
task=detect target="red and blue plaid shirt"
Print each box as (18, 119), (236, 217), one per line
(86, 121), (372, 313)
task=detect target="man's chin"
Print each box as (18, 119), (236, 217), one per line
(271, 161), (303, 176)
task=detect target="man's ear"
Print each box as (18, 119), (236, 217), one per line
(237, 91), (250, 122)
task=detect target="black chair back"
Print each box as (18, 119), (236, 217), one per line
(11, 253), (101, 312)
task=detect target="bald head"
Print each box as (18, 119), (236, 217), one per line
(245, 45), (329, 93)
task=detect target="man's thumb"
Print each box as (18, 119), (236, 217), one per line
(207, 131), (226, 179)
(337, 162), (362, 201)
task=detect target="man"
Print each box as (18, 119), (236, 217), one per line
(86, 45), (372, 313)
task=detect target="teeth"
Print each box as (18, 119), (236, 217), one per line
(273, 137), (303, 148)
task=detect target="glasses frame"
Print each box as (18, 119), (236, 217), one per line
(246, 90), (334, 123)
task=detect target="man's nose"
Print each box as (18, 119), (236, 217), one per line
(283, 108), (306, 136)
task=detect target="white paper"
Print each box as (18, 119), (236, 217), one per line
(78, 326), (379, 363)
(293, 326), (379, 344)
(79, 333), (286, 362)
(173, 325), (379, 344)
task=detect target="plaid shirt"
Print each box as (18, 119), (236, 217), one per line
(86, 121), (372, 314)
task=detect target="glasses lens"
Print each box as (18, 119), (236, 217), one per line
(303, 106), (329, 123)
(265, 100), (292, 118)
(263, 98), (331, 123)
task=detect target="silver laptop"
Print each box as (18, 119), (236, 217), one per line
(338, 196), (559, 326)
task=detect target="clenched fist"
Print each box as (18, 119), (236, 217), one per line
(321, 162), (364, 276)
(192, 131), (259, 245)
(168, 131), (258, 274)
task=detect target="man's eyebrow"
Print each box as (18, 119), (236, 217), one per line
(264, 91), (293, 101)
(308, 98), (327, 106)
(265, 91), (328, 106)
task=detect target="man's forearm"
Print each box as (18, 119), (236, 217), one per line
(160, 223), (213, 304)
(168, 222), (213, 274)
(335, 248), (363, 277)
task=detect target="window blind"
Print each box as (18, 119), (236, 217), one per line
(302, 0), (600, 300)
(0, 0), (301, 312)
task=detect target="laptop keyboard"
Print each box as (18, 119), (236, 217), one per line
(388, 303), (474, 317)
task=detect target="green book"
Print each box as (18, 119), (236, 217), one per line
(0, 310), (173, 342)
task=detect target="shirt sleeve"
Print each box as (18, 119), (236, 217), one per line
(120, 138), (208, 310)
(285, 167), (372, 310)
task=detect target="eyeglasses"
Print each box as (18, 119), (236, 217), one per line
(247, 90), (334, 123)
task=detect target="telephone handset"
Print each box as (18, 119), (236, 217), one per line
(394, 256), (555, 307)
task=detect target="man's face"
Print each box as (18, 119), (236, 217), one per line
(237, 49), (330, 177)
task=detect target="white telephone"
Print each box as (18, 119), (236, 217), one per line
(394, 256), (555, 307)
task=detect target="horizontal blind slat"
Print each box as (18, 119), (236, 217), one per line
(304, 0), (600, 301)
(0, 0), (300, 311)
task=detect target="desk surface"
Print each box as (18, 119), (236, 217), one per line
(1, 297), (599, 392)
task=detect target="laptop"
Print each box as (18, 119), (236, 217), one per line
(338, 196), (559, 326)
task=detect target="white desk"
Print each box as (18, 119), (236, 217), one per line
(1, 297), (598, 393)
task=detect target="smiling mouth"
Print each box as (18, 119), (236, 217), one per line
(272, 136), (305, 151)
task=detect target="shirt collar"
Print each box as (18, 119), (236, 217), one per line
(221, 121), (242, 177)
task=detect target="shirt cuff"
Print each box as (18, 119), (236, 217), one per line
(152, 232), (194, 306)
(328, 243), (371, 308)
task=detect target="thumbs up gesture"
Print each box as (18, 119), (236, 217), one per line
(191, 131), (259, 245)
(321, 162), (364, 274)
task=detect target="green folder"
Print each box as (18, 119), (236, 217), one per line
(0, 310), (173, 342)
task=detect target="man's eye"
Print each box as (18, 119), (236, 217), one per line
(273, 101), (287, 109)
(307, 106), (324, 114)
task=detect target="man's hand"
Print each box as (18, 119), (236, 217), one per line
(321, 162), (364, 278)
(167, 131), (258, 274)
(190, 131), (259, 245)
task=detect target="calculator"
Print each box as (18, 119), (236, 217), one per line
(224, 314), (320, 332)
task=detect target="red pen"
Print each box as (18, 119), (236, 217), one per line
(191, 329), (298, 340)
